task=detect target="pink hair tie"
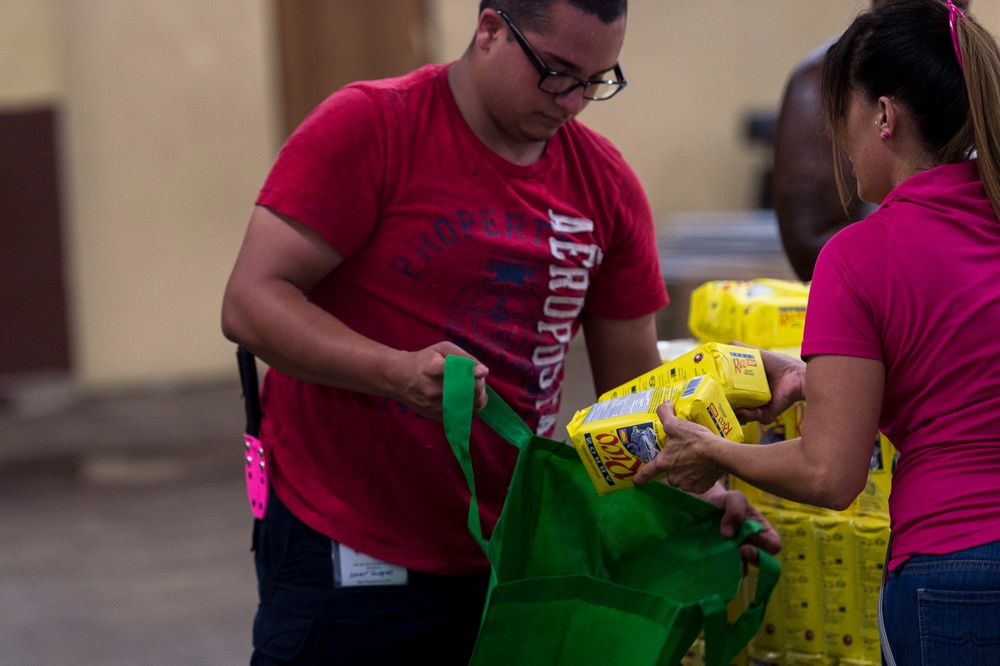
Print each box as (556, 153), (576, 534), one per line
(948, 0), (968, 72)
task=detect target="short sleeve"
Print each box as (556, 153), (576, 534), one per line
(256, 85), (388, 258)
(801, 221), (886, 361)
(584, 161), (669, 319)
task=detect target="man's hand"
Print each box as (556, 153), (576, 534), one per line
(631, 402), (781, 566)
(707, 487), (782, 565)
(394, 342), (489, 420)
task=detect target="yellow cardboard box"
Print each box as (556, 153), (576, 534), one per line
(689, 279), (810, 349)
(857, 434), (894, 518)
(852, 515), (890, 664)
(773, 510), (825, 656)
(815, 515), (862, 661)
(567, 375), (743, 495)
(745, 551), (787, 657)
(599, 342), (771, 409)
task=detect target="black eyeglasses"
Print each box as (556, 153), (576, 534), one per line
(496, 9), (627, 101)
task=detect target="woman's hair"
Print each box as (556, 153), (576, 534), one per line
(822, 0), (1000, 219)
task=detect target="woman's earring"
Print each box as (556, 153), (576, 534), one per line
(881, 131), (891, 139)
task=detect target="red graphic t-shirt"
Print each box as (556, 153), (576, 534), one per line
(256, 63), (668, 574)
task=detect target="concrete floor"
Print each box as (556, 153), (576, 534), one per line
(0, 338), (597, 666)
(0, 376), (257, 666)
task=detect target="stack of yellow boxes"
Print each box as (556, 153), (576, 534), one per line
(680, 279), (892, 666)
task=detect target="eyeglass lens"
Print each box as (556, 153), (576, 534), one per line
(539, 72), (623, 100)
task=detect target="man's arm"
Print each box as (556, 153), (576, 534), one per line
(579, 312), (662, 397)
(772, 55), (860, 281)
(221, 205), (487, 419)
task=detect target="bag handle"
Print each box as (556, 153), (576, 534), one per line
(700, 519), (782, 666)
(444, 355), (550, 544)
(444, 352), (541, 443)
(444, 355), (530, 548)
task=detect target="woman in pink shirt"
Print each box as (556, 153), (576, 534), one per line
(637, 1), (1000, 663)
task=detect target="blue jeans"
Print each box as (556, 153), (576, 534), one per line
(881, 538), (1000, 665)
(250, 491), (489, 665)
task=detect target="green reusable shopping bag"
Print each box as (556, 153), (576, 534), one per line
(443, 356), (781, 666)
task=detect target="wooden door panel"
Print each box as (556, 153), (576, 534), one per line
(276, 0), (431, 137)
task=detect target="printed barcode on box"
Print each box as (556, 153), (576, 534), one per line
(682, 375), (704, 399)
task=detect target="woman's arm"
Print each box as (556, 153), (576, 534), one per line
(635, 354), (884, 511)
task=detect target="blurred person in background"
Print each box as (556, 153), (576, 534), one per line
(638, 1), (1000, 663)
(222, 0), (778, 663)
(772, 0), (971, 281)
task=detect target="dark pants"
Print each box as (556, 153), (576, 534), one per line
(250, 491), (489, 665)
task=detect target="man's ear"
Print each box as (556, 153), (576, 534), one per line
(474, 9), (505, 53)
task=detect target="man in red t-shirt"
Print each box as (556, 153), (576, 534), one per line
(222, 1), (779, 662)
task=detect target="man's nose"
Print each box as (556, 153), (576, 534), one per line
(553, 86), (589, 115)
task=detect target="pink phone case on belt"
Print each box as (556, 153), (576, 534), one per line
(244, 434), (268, 519)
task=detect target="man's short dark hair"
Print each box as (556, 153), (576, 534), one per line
(479, 0), (627, 33)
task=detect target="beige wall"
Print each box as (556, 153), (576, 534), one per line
(55, 1), (280, 388)
(433, 0), (1000, 217)
(0, 0), (62, 107)
(6, 0), (1000, 388)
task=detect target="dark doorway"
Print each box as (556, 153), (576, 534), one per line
(0, 108), (72, 377)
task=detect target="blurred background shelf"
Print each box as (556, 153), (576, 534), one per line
(656, 209), (796, 341)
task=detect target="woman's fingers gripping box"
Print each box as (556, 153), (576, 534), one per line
(567, 374), (744, 495)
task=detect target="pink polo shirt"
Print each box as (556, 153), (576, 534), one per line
(802, 160), (1000, 570)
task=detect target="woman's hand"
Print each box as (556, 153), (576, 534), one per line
(633, 401), (782, 565)
(734, 345), (807, 424)
(632, 401), (727, 493)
